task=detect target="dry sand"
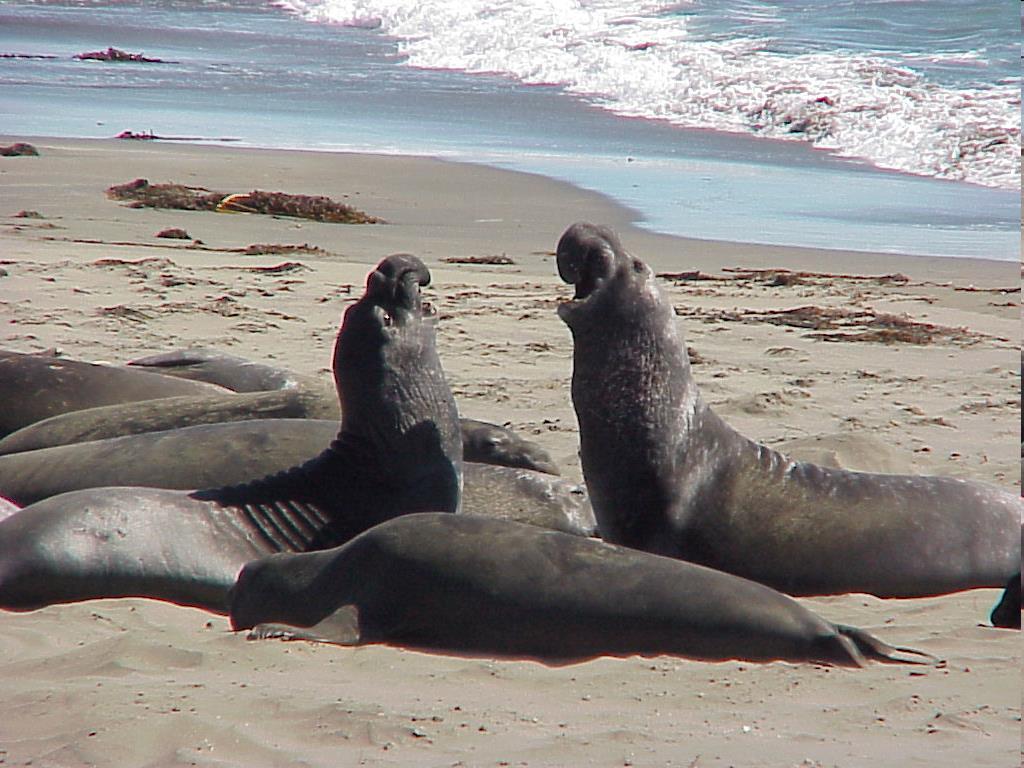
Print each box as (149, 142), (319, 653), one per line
(0, 138), (1019, 767)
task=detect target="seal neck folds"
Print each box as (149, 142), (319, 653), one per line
(199, 254), (463, 549)
(333, 255), (462, 487)
(557, 223), (702, 551)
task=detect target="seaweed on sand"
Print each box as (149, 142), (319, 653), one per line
(106, 179), (382, 224)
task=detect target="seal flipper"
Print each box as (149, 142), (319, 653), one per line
(835, 624), (940, 666)
(989, 573), (1021, 629)
(246, 604), (362, 645)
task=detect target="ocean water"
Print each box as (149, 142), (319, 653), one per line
(0, 0), (1018, 261)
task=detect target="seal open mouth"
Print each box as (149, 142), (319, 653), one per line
(363, 253), (433, 325)
(556, 222), (626, 311)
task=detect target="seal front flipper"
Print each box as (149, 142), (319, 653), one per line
(835, 625), (940, 665)
(246, 605), (362, 645)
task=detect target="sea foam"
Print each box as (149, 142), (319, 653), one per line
(276, 0), (1020, 190)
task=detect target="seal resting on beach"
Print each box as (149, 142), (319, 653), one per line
(0, 350), (231, 438)
(125, 348), (306, 392)
(229, 513), (931, 667)
(0, 365), (559, 475)
(0, 420), (593, 536)
(555, 222), (1021, 598)
(0, 254), (462, 613)
(0, 388), (340, 455)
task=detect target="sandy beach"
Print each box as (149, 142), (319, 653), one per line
(0, 138), (1019, 767)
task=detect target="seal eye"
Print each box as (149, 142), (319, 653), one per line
(381, 309), (393, 327)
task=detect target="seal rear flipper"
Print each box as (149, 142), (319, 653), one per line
(836, 624), (940, 665)
(989, 573), (1021, 629)
(245, 604), (362, 646)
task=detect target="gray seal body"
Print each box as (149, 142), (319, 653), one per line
(229, 513), (931, 667)
(0, 351), (230, 438)
(0, 420), (593, 537)
(556, 223), (1021, 599)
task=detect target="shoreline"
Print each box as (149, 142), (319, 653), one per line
(2, 136), (1018, 286)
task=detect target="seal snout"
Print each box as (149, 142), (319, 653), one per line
(365, 253), (431, 313)
(555, 222), (623, 301)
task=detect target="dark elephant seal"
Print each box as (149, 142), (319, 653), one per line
(458, 418), (559, 475)
(229, 513), (932, 666)
(0, 387), (339, 455)
(989, 572), (1021, 629)
(124, 352), (561, 473)
(556, 222), (1021, 598)
(0, 350), (232, 438)
(0, 384), (559, 476)
(0, 420), (593, 536)
(126, 348), (306, 392)
(0, 254), (462, 613)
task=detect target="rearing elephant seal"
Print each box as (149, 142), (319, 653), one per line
(0, 254), (462, 614)
(230, 513), (932, 667)
(556, 222), (1021, 598)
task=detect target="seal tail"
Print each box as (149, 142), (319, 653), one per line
(836, 624), (940, 666)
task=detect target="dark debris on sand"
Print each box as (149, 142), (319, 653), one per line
(155, 228), (192, 240)
(674, 304), (995, 346)
(1, 143), (39, 157)
(442, 255), (516, 265)
(74, 47), (169, 63)
(658, 267), (909, 286)
(106, 179), (382, 224)
(239, 243), (328, 256)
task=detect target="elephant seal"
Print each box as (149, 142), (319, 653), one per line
(124, 351), (562, 474)
(0, 420), (593, 536)
(126, 348), (305, 392)
(0, 387), (339, 455)
(0, 350), (232, 438)
(0, 254), (462, 614)
(556, 222), (1021, 598)
(0, 384), (559, 476)
(459, 418), (559, 475)
(989, 573), (1021, 629)
(229, 513), (932, 666)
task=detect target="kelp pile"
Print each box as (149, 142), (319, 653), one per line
(106, 179), (382, 224)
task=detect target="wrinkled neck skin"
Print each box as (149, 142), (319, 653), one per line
(333, 300), (463, 502)
(561, 262), (744, 555)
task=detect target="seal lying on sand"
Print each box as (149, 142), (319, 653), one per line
(0, 351), (231, 438)
(556, 222), (1021, 598)
(0, 254), (462, 613)
(0, 420), (594, 536)
(0, 388), (339, 455)
(0, 369), (559, 475)
(229, 513), (932, 667)
(126, 348), (305, 392)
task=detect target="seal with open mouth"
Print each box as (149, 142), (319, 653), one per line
(0, 254), (462, 614)
(556, 222), (1020, 599)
